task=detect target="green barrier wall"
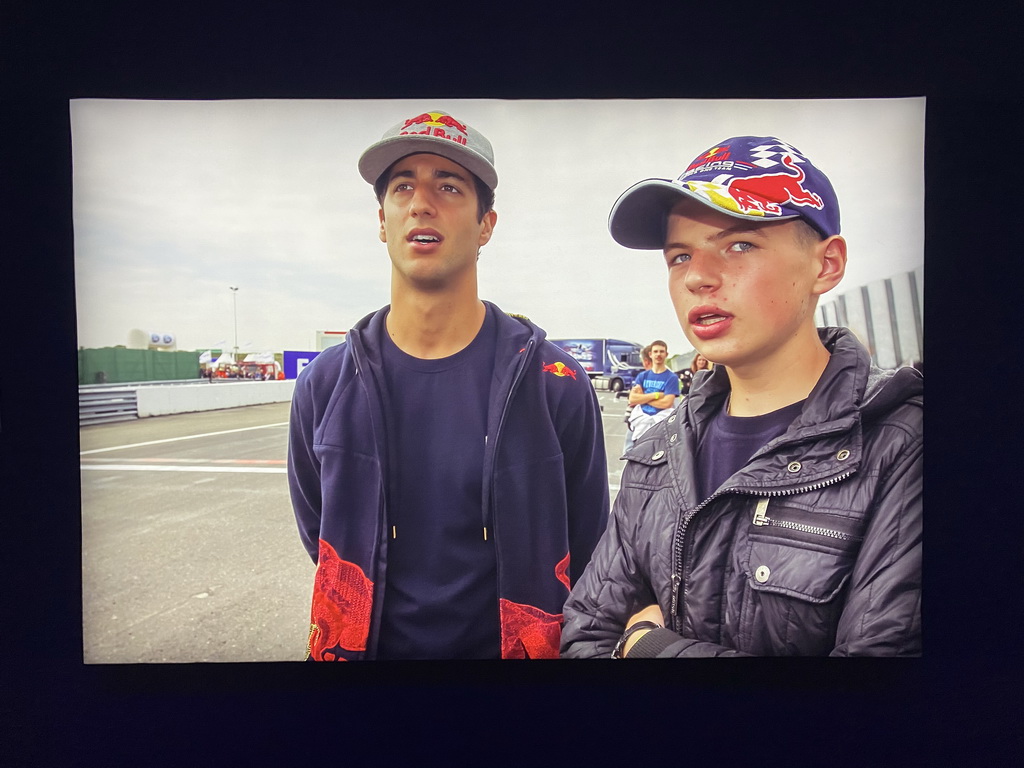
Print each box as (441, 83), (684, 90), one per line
(78, 348), (202, 385)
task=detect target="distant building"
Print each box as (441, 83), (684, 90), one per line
(815, 265), (923, 368)
(316, 330), (347, 351)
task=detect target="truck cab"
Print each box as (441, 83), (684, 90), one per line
(548, 338), (644, 393)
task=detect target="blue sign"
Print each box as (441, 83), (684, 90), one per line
(283, 350), (320, 380)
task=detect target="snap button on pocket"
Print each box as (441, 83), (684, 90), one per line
(836, 449), (851, 461)
(651, 450), (665, 461)
(755, 565), (771, 583)
(787, 461), (802, 473)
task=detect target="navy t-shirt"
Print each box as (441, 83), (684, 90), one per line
(695, 397), (805, 502)
(376, 305), (500, 659)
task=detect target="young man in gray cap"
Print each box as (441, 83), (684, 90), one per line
(288, 110), (609, 660)
(561, 136), (922, 658)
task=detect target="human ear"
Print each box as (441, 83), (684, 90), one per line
(478, 210), (498, 247)
(378, 209), (387, 243)
(812, 235), (847, 296)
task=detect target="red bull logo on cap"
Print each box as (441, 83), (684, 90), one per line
(686, 145), (733, 172)
(399, 111), (469, 146)
(685, 154), (823, 218)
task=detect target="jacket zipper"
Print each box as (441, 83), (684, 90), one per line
(669, 471), (854, 632)
(486, 337), (535, 658)
(351, 331), (390, 659)
(486, 338), (535, 538)
(751, 497), (855, 540)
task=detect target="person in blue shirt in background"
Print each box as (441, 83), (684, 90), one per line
(624, 339), (680, 450)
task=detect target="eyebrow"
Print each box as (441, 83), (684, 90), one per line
(663, 222), (770, 252)
(388, 167), (468, 184)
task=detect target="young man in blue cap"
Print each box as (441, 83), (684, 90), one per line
(561, 136), (922, 657)
(288, 110), (609, 660)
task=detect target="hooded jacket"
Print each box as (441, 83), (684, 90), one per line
(289, 302), (609, 660)
(561, 328), (922, 657)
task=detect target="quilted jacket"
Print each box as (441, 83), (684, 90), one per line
(561, 327), (922, 657)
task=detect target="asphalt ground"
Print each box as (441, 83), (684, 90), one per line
(79, 390), (636, 663)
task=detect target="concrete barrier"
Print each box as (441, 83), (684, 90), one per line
(136, 380), (295, 418)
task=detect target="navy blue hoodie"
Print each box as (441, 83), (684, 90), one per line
(288, 302), (610, 660)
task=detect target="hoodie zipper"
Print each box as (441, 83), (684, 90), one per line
(485, 337), (535, 540)
(485, 336), (535, 658)
(350, 329), (390, 659)
(669, 470), (854, 632)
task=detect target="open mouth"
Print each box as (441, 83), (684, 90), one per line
(693, 313), (728, 326)
(408, 229), (442, 245)
(688, 306), (733, 339)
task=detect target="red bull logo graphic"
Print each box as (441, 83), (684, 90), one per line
(687, 145), (732, 171)
(499, 553), (569, 658)
(399, 112), (469, 146)
(555, 551), (570, 591)
(542, 361), (577, 380)
(307, 539), (374, 661)
(499, 599), (563, 659)
(724, 154), (824, 216)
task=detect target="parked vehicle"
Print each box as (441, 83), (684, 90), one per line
(548, 338), (644, 392)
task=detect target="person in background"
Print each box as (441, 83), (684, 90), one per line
(623, 339), (680, 451)
(678, 352), (713, 398)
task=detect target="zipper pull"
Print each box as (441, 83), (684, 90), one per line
(669, 572), (681, 621)
(753, 497), (770, 526)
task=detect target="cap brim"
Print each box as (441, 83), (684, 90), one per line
(608, 178), (800, 250)
(358, 135), (498, 190)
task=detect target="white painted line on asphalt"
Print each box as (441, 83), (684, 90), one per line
(81, 464), (287, 474)
(79, 422), (290, 455)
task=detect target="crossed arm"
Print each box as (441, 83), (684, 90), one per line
(627, 384), (675, 409)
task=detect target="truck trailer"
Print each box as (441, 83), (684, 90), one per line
(548, 338), (644, 392)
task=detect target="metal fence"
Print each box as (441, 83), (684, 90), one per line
(78, 378), (247, 426)
(79, 385), (139, 426)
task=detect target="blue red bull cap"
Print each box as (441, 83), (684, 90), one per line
(608, 136), (840, 249)
(358, 109), (497, 191)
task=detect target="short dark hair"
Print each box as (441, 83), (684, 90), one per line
(794, 218), (826, 248)
(650, 339), (668, 351)
(373, 155), (495, 222)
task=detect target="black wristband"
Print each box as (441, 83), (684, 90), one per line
(611, 620), (663, 659)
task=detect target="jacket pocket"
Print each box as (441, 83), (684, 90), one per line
(745, 538), (853, 603)
(739, 502), (862, 655)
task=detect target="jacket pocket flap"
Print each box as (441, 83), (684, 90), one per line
(624, 445), (670, 467)
(745, 540), (851, 603)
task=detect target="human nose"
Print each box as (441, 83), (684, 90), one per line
(409, 185), (436, 217)
(682, 249), (721, 294)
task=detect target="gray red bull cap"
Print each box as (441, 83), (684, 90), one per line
(358, 109), (497, 191)
(608, 136), (840, 249)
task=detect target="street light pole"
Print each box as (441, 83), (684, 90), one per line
(229, 286), (239, 358)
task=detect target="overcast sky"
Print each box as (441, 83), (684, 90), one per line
(71, 98), (925, 357)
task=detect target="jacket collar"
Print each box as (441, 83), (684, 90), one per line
(680, 328), (921, 476)
(686, 327), (893, 438)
